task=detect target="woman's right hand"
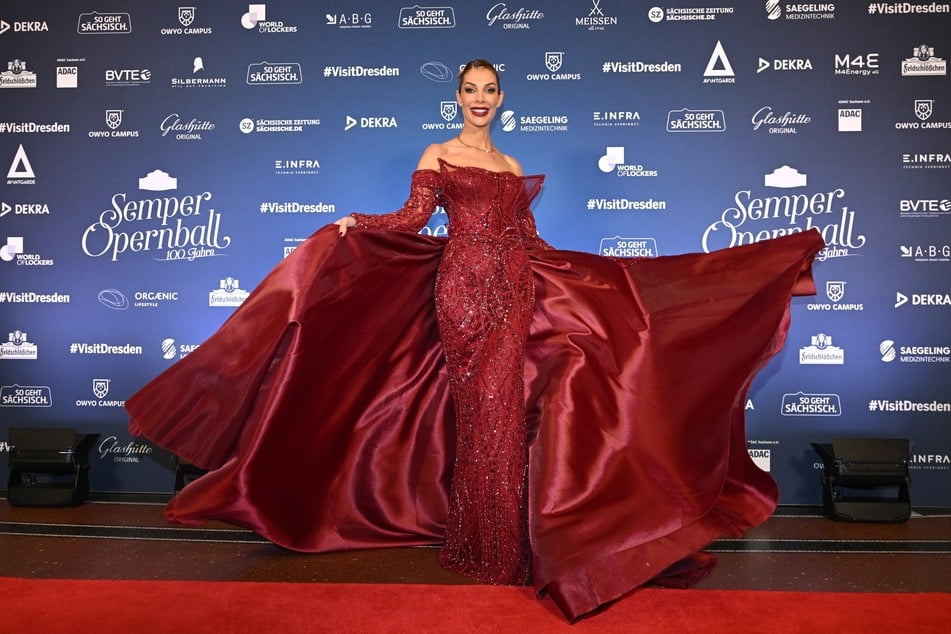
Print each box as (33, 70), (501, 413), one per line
(334, 215), (357, 236)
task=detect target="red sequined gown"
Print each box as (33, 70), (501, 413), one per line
(127, 159), (825, 622)
(352, 160), (547, 584)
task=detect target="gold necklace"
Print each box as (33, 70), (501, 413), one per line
(456, 134), (493, 154)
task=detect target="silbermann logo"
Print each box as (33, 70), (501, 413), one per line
(399, 5), (455, 28)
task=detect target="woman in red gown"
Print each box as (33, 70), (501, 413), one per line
(128, 60), (824, 621)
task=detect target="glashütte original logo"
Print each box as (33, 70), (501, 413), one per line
(81, 169), (230, 263)
(160, 113), (216, 141)
(751, 106), (812, 134)
(485, 3), (544, 29)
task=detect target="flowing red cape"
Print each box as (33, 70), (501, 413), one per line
(128, 227), (824, 620)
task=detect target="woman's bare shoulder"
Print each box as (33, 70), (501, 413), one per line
(416, 142), (450, 171)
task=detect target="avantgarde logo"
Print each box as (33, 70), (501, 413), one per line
(81, 169), (231, 262)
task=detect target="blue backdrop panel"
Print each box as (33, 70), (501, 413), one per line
(1, 2), (948, 505)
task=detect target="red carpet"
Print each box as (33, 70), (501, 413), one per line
(0, 577), (946, 633)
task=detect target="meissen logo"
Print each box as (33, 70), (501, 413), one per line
(77, 12), (132, 34)
(575, 0), (619, 30)
(399, 5), (456, 28)
(247, 61), (302, 85)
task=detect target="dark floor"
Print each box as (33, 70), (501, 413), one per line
(2, 497), (949, 593)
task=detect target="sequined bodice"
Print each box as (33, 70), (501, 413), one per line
(437, 160), (544, 243)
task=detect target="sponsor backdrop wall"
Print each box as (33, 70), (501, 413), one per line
(1, 2), (949, 506)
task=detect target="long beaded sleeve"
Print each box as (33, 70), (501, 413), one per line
(350, 169), (440, 232)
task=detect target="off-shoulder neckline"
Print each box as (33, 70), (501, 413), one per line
(415, 158), (543, 180)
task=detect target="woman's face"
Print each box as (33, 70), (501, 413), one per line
(456, 67), (503, 128)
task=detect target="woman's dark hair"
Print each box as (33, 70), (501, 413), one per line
(457, 59), (500, 92)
